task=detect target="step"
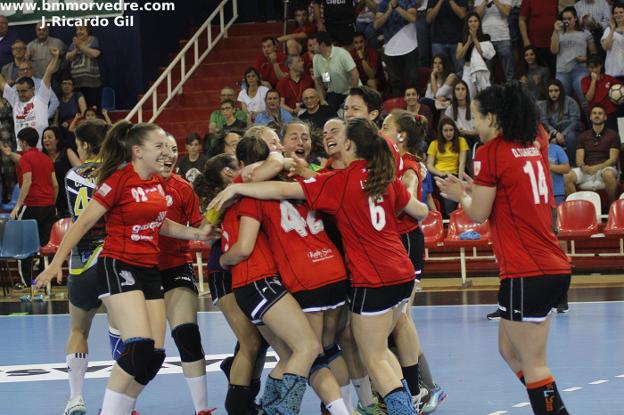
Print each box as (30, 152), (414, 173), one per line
(158, 121), (211, 141)
(225, 22), (283, 36)
(150, 73), (243, 93)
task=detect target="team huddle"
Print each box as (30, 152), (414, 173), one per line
(35, 83), (570, 415)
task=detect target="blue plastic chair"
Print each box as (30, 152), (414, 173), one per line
(0, 184), (19, 211)
(101, 87), (116, 112)
(0, 220), (40, 295)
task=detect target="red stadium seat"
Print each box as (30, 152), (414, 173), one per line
(421, 211), (444, 249)
(557, 200), (599, 238)
(444, 209), (491, 248)
(604, 199), (624, 237)
(383, 97), (406, 114)
(189, 240), (211, 295)
(40, 218), (72, 295)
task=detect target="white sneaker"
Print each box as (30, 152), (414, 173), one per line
(64, 395), (87, 415)
(413, 388), (429, 414)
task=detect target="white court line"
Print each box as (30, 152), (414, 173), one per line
(615, 374), (624, 378)
(512, 402), (530, 408)
(589, 380), (609, 385)
(487, 411), (508, 415)
(562, 387), (583, 392)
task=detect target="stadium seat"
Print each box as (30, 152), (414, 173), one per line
(421, 211), (444, 249)
(101, 86), (116, 111)
(0, 220), (40, 295)
(40, 218), (72, 294)
(566, 191), (602, 221)
(0, 184), (19, 212)
(603, 200), (624, 255)
(557, 200), (600, 238)
(383, 97), (406, 114)
(189, 240), (211, 295)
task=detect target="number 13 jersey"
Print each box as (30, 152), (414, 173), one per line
(473, 135), (571, 279)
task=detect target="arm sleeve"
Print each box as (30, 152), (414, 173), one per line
(392, 179), (411, 212)
(297, 171), (343, 214)
(238, 197), (263, 221)
(3, 83), (17, 106)
(183, 182), (203, 227)
(473, 144), (497, 187)
(92, 174), (122, 209)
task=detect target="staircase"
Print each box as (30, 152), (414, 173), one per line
(145, 21), (284, 149)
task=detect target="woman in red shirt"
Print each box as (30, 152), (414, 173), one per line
(436, 82), (571, 415)
(35, 121), (217, 415)
(210, 118), (429, 415)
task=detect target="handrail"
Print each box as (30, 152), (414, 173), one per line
(125, 0), (238, 123)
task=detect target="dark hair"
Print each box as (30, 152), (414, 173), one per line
(236, 135), (270, 166)
(353, 31), (366, 41)
(461, 12), (485, 43)
(346, 118), (395, 198)
(474, 81), (538, 145)
(265, 89), (280, 101)
(261, 36), (277, 45)
(561, 6), (580, 31)
(348, 86), (383, 121)
(194, 153), (237, 212)
(590, 103), (607, 114)
(15, 77), (34, 89)
(545, 78), (566, 120)
(84, 106), (98, 117)
(220, 99), (236, 108)
(206, 130), (242, 157)
(314, 31), (332, 46)
(185, 132), (201, 145)
(614, 2), (624, 13)
(17, 127), (39, 147)
(97, 120), (164, 185)
(404, 85), (420, 97)
(431, 53), (451, 80)
(437, 117), (460, 154)
(451, 80), (471, 121)
(41, 126), (65, 155)
(518, 45), (545, 78)
(280, 119), (311, 142)
(587, 54), (603, 67)
(75, 119), (109, 156)
(391, 109), (426, 155)
(243, 67), (262, 86)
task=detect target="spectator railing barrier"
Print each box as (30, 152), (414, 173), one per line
(126, 0), (238, 123)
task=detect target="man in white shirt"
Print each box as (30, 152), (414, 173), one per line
(0, 48), (60, 151)
(475, 0), (515, 81)
(15, 61), (59, 119)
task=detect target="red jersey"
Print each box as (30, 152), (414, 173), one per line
(93, 164), (168, 267)
(240, 197), (347, 293)
(350, 47), (380, 83)
(221, 198), (278, 289)
(158, 174), (203, 271)
(276, 74), (315, 109)
(473, 135), (571, 279)
(535, 123), (556, 208)
(293, 23), (316, 40)
(581, 75), (621, 115)
(396, 153), (423, 234)
(299, 160), (416, 288)
(17, 148), (55, 206)
(255, 52), (287, 88)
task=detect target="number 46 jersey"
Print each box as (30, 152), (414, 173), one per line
(473, 136), (571, 279)
(65, 161), (106, 273)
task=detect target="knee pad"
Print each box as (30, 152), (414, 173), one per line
(116, 338), (154, 381)
(171, 323), (205, 363)
(309, 353), (329, 378)
(323, 343), (342, 363)
(135, 348), (166, 385)
(225, 384), (252, 415)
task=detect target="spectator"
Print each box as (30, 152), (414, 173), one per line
(474, 0), (515, 82)
(303, 36), (318, 77)
(237, 67), (270, 123)
(312, 0), (358, 46)
(404, 85), (434, 139)
(0, 16), (18, 69)
(255, 37), (287, 88)
(537, 79), (582, 161)
(276, 54), (315, 114)
(56, 77), (87, 127)
(219, 99), (248, 132)
(426, 0), (468, 74)
(416, 0), (431, 67)
(582, 54), (624, 131)
(424, 53), (458, 109)
(209, 87), (247, 134)
(41, 126), (79, 218)
(551, 6), (597, 116)
(548, 136), (571, 206)
(355, 0), (381, 49)
(277, 6), (316, 55)
(374, 0), (418, 97)
(601, 3), (624, 80)
(298, 87), (335, 130)
(67, 106), (112, 134)
(26, 25), (66, 79)
(16, 61), (59, 119)
(457, 12), (496, 98)
(427, 117), (468, 216)
(66, 25), (102, 108)
(519, 0), (558, 75)
(254, 89), (294, 127)
(206, 130), (242, 158)
(564, 104), (620, 203)
(444, 80), (478, 141)
(350, 31), (383, 91)
(4, 127), (57, 286)
(312, 31), (360, 114)
(1, 40), (28, 84)
(575, 0), (611, 31)
(178, 133), (208, 184)
(0, 96), (15, 204)
(0, 47), (60, 150)
(518, 45), (550, 101)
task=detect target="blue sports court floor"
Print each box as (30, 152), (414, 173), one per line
(0, 301), (623, 414)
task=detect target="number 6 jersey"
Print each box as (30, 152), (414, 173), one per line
(473, 135), (571, 279)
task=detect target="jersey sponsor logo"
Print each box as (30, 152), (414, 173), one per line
(511, 147), (540, 158)
(303, 176), (317, 184)
(119, 270), (135, 287)
(473, 161), (481, 176)
(166, 194), (173, 207)
(307, 247), (335, 262)
(97, 183), (112, 197)
(130, 210), (167, 239)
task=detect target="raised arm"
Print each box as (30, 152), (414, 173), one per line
(42, 47), (60, 88)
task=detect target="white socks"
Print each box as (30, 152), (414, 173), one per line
(327, 398), (350, 415)
(101, 389), (134, 415)
(341, 385), (354, 413)
(66, 353), (88, 399)
(351, 376), (374, 406)
(185, 374), (209, 412)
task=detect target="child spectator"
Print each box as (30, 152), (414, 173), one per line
(178, 133), (208, 183)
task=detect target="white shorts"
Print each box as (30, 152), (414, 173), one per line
(572, 166), (619, 190)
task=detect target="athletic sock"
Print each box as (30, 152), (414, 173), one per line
(418, 354), (436, 390)
(261, 375), (281, 415)
(340, 384), (354, 413)
(526, 377), (569, 415)
(100, 389), (131, 415)
(517, 370), (526, 385)
(384, 387), (416, 415)
(401, 364), (420, 396)
(225, 384), (252, 415)
(351, 376), (374, 406)
(66, 353), (88, 399)
(327, 398), (350, 415)
(186, 374), (209, 412)
(108, 326), (125, 360)
(275, 373), (307, 415)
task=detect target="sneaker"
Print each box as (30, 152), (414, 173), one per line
(197, 409), (217, 415)
(355, 401), (376, 415)
(421, 386), (447, 414)
(64, 395), (87, 415)
(556, 304), (569, 314)
(413, 388), (429, 414)
(414, 279), (423, 292)
(486, 309), (501, 320)
(131, 411), (141, 415)
(372, 400), (387, 415)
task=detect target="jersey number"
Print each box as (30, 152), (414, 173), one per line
(368, 196), (386, 231)
(131, 187), (148, 203)
(73, 186), (89, 216)
(523, 160), (549, 204)
(280, 201), (323, 237)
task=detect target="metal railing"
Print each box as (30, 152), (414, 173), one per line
(125, 0), (238, 123)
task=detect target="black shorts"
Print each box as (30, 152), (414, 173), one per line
(292, 280), (349, 313)
(497, 275), (571, 322)
(68, 265), (101, 311)
(97, 256), (164, 300)
(234, 276), (287, 325)
(161, 263), (198, 294)
(348, 280), (415, 316)
(208, 270), (232, 304)
(401, 227), (425, 277)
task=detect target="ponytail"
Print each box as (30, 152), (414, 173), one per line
(96, 120), (163, 185)
(391, 109), (426, 155)
(194, 153), (236, 212)
(75, 119), (109, 158)
(346, 118), (395, 198)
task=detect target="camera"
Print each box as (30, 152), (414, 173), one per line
(563, 21), (569, 29)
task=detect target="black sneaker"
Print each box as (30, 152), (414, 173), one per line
(487, 309), (501, 320)
(557, 304), (569, 313)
